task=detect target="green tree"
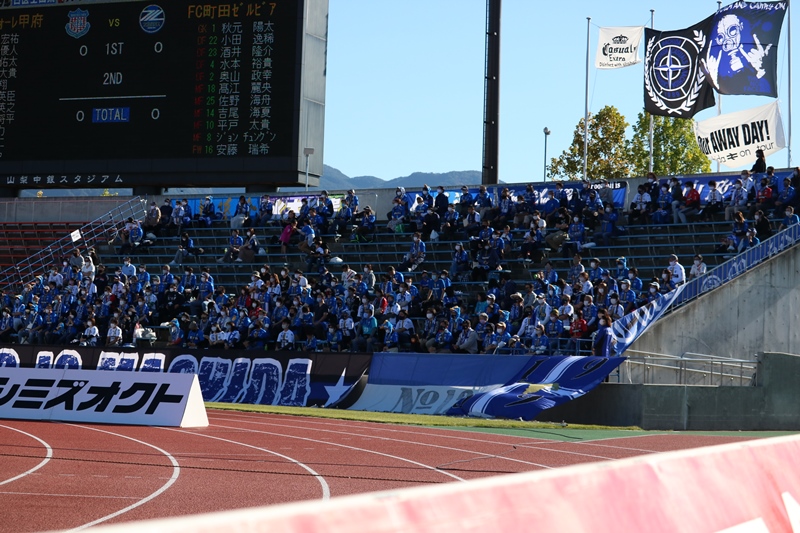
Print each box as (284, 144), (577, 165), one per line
(629, 112), (711, 177)
(548, 105), (631, 181)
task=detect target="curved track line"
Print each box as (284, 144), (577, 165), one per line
(0, 424), (53, 486)
(63, 424), (180, 533)
(216, 413), (620, 461)
(210, 422), (467, 482)
(215, 412), (661, 456)
(163, 428), (331, 500)
(211, 415), (553, 471)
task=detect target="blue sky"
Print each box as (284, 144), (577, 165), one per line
(323, 0), (795, 183)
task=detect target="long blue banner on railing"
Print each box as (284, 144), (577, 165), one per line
(0, 346), (372, 408)
(350, 352), (623, 421)
(670, 222), (800, 309)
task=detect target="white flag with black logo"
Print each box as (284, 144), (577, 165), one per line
(596, 26), (644, 69)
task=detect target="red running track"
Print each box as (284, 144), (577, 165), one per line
(0, 410), (759, 532)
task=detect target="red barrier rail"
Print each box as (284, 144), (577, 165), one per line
(82, 433), (800, 533)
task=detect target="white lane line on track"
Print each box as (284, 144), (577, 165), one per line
(209, 422), (468, 482)
(0, 424), (53, 486)
(214, 411), (663, 456)
(0, 491), (139, 500)
(216, 413), (619, 461)
(210, 416), (551, 472)
(63, 424), (180, 533)
(163, 428), (331, 501)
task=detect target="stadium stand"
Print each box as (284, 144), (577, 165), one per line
(0, 178), (790, 356)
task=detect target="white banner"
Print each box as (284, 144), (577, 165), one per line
(595, 26), (644, 69)
(0, 367), (208, 427)
(694, 101), (786, 169)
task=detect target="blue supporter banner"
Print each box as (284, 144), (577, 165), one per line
(1, 346), (372, 408)
(611, 285), (686, 356)
(352, 352), (622, 421)
(660, 169), (794, 203)
(446, 355), (624, 421)
(420, 182), (628, 210)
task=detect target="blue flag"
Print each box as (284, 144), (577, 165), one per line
(703, 1), (787, 97)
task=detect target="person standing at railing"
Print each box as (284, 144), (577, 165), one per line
(592, 312), (614, 357)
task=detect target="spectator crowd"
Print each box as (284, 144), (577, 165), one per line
(3, 159), (799, 359)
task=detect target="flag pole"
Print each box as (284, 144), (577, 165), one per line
(648, 9), (655, 174)
(584, 17), (590, 181)
(788, 0), (793, 167)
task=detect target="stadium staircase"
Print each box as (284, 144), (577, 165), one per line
(0, 197), (146, 291)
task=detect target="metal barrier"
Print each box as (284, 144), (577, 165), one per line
(0, 196), (146, 291)
(621, 356), (756, 386)
(670, 222), (800, 310)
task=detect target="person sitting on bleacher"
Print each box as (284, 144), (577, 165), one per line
(489, 228), (506, 260)
(197, 196), (217, 228)
(531, 324), (549, 355)
(739, 227), (760, 252)
(581, 190), (604, 231)
(725, 180), (749, 221)
(779, 206), (799, 231)
(773, 178), (796, 214)
(217, 229), (244, 264)
(425, 319), (453, 353)
(628, 185), (651, 225)
(676, 181), (701, 223)
(400, 233), (426, 272)
(461, 205), (481, 238)
(456, 185), (475, 217)
(513, 194), (532, 229)
(80, 318), (100, 347)
(353, 206), (376, 243)
(561, 213), (585, 258)
(750, 176), (774, 218)
(594, 206), (618, 247)
(700, 181), (724, 221)
(471, 241), (500, 282)
(651, 184), (672, 225)
(332, 197), (353, 238)
(542, 190), (560, 227)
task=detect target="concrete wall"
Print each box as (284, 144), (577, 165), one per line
(629, 244), (800, 359)
(0, 197), (146, 224)
(538, 352), (800, 430)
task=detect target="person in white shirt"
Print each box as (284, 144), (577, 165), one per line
(82, 320), (99, 346)
(667, 254), (686, 286)
(106, 319), (122, 347)
(249, 272), (264, 290)
(208, 324), (227, 348)
(628, 185), (652, 225)
(277, 320), (295, 349)
(688, 254), (707, 280)
(81, 256), (96, 283)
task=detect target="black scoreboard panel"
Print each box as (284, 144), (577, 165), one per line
(0, 0), (314, 189)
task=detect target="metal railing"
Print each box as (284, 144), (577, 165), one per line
(669, 222), (800, 311)
(0, 196), (146, 291)
(619, 355), (756, 386)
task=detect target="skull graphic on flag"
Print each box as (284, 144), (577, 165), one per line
(65, 9), (91, 39)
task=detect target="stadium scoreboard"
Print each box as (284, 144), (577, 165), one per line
(0, 0), (327, 192)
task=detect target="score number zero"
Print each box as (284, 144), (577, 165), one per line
(74, 41), (164, 124)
